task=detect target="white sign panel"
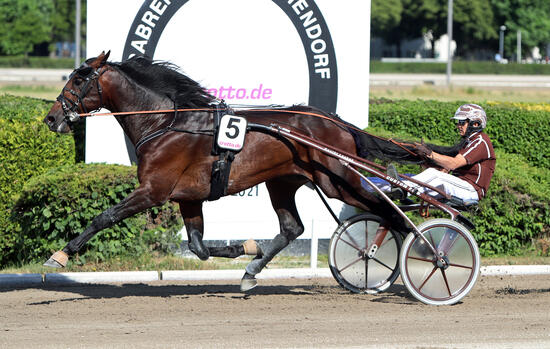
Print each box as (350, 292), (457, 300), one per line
(216, 115), (247, 152)
(87, 0), (371, 240)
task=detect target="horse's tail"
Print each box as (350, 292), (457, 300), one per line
(350, 126), (469, 164)
(349, 128), (422, 164)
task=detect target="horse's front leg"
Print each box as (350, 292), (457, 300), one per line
(178, 201), (263, 261)
(44, 185), (166, 268)
(179, 201), (210, 261)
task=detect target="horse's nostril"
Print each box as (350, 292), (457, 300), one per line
(46, 116), (56, 124)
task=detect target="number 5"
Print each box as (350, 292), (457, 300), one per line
(225, 117), (240, 139)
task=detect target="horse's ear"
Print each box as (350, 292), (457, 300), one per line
(102, 50), (111, 65)
(90, 50), (111, 68)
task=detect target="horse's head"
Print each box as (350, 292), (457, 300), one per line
(44, 51), (110, 133)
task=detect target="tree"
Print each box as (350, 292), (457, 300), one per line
(371, 0), (404, 55)
(371, 0), (444, 57)
(51, 0), (87, 46)
(452, 0), (497, 56)
(400, 0), (442, 38)
(371, 0), (403, 38)
(399, 0), (444, 57)
(0, 0), (54, 56)
(51, 0), (75, 42)
(491, 0), (550, 59)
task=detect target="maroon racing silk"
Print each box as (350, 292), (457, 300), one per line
(454, 131), (496, 199)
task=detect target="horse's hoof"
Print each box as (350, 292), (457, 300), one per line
(43, 251), (68, 268)
(242, 239), (263, 256)
(240, 272), (257, 292)
(43, 258), (63, 268)
(189, 230), (210, 261)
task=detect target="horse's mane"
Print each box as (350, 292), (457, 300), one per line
(107, 55), (216, 108)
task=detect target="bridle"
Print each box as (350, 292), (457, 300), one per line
(57, 62), (107, 124)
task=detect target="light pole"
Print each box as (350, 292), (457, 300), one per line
(446, 0), (453, 85)
(517, 30), (521, 63)
(499, 25), (506, 60)
(75, 0), (81, 69)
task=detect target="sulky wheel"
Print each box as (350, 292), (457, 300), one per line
(399, 218), (480, 305)
(329, 213), (402, 294)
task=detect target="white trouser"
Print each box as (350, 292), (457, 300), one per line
(381, 167), (479, 201)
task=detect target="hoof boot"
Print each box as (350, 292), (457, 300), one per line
(189, 230), (210, 261)
(240, 272), (257, 292)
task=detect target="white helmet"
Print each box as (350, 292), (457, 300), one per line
(452, 103), (487, 129)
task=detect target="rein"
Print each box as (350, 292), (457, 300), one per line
(72, 106), (418, 157)
(134, 104), (215, 152)
(76, 107), (215, 118)
(245, 108), (417, 157)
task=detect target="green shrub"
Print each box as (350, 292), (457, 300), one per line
(468, 151), (549, 255)
(0, 95), (75, 256)
(370, 61), (550, 75)
(368, 101), (550, 255)
(0, 56), (76, 68)
(369, 99), (550, 169)
(1, 95), (548, 262)
(7, 163), (182, 265)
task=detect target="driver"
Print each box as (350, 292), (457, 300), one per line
(389, 103), (496, 203)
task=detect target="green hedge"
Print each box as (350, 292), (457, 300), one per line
(473, 152), (549, 255)
(0, 95), (75, 256)
(369, 99), (550, 255)
(0, 95), (180, 266)
(370, 61), (550, 75)
(1, 96), (548, 262)
(0, 56), (76, 68)
(6, 164), (182, 265)
(369, 99), (550, 169)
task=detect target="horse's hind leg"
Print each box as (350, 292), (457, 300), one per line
(241, 176), (306, 291)
(208, 239), (263, 258)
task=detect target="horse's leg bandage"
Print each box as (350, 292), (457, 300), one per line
(245, 234), (288, 275)
(242, 239), (262, 256)
(44, 250), (69, 268)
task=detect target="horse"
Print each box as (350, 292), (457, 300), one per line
(43, 51), (421, 291)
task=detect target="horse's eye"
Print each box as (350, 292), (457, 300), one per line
(74, 78), (82, 86)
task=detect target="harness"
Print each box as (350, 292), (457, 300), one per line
(208, 102), (238, 201)
(58, 63), (423, 203)
(57, 63), (106, 124)
(133, 103), (213, 152)
(57, 63), (241, 201)
(134, 100), (241, 201)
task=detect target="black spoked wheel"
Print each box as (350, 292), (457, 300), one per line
(400, 219), (480, 305)
(329, 213), (402, 294)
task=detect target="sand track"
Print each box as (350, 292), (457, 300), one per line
(1, 275), (549, 348)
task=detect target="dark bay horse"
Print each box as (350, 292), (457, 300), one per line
(43, 51), (419, 290)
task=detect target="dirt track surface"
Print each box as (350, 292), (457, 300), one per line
(1, 275), (549, 348)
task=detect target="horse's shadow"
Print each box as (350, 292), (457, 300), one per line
(19, 283), (311, 305)
(370, 284), (418, 304)
(1, 279), (416, 305)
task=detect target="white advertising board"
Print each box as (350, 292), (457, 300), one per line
(87, 0), (371, 240)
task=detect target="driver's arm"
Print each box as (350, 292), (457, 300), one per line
(427, 152), (467, 171)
